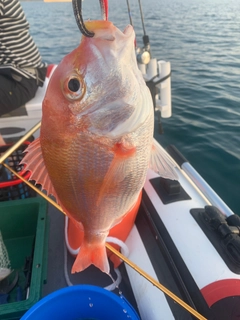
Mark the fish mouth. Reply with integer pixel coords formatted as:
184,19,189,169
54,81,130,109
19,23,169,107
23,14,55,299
123,24,134,36
84,20,134,41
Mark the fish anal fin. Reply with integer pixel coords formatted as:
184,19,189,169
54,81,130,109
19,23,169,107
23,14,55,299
21,138,59,201
71,240,110,274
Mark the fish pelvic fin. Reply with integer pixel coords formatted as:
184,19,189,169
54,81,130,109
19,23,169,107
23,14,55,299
20,138,58,200
71,240,110,274
149,138,179,180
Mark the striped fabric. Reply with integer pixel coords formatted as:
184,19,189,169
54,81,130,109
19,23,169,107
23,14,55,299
0,0,47,81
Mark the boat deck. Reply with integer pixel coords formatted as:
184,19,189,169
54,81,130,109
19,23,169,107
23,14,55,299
42,202,139,311
41,197,196,320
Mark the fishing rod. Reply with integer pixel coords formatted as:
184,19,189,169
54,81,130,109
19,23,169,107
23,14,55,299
137,0,150,56
0,121,41,165
126,0,150,65
137,0,146,36
1,124,207,320
126,0,133,26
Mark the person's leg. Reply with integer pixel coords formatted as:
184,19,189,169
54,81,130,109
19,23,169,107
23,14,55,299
0,75,38,117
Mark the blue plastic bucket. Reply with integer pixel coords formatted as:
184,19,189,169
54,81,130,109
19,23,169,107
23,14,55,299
21,285,140,320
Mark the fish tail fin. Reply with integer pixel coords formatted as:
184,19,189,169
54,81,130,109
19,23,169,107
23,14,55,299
71,241,110,274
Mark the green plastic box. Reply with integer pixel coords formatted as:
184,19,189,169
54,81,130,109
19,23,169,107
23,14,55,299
0,197,48,320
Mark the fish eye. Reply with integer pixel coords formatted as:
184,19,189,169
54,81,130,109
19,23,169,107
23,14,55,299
68,78,81,92
63,74,85,101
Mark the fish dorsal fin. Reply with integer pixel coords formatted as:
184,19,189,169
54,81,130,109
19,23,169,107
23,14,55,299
149,138,179,180
21,138,59,201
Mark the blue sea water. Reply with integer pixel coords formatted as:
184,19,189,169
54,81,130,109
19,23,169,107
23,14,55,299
21,0,240,215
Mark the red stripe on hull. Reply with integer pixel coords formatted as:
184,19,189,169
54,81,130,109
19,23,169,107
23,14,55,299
201,279,240,307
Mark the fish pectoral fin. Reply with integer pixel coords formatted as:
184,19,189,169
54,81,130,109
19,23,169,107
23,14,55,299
71,240,110,274
96,142,136,206
20,138,58,200
149,138,179,180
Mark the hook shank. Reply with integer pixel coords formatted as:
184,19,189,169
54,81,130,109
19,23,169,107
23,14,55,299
72,0,94,37
72,0,109,37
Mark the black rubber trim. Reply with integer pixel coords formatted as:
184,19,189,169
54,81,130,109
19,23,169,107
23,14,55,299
0,127,25,135
191,207,240,274
166,145,188,167
210,295,240,320
150,177,191,204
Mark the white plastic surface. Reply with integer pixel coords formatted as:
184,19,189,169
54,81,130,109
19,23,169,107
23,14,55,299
125,225,175,320
156,61,172,118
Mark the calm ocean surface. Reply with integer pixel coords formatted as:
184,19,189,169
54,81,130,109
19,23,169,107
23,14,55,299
21,0,240,215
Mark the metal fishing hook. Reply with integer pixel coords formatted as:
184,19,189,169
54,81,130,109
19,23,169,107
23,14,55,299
72,0,108,38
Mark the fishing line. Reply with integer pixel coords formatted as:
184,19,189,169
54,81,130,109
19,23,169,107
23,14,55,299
64,218,122,290
106,236,129,258
104,268,122,291
63,237,122,291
